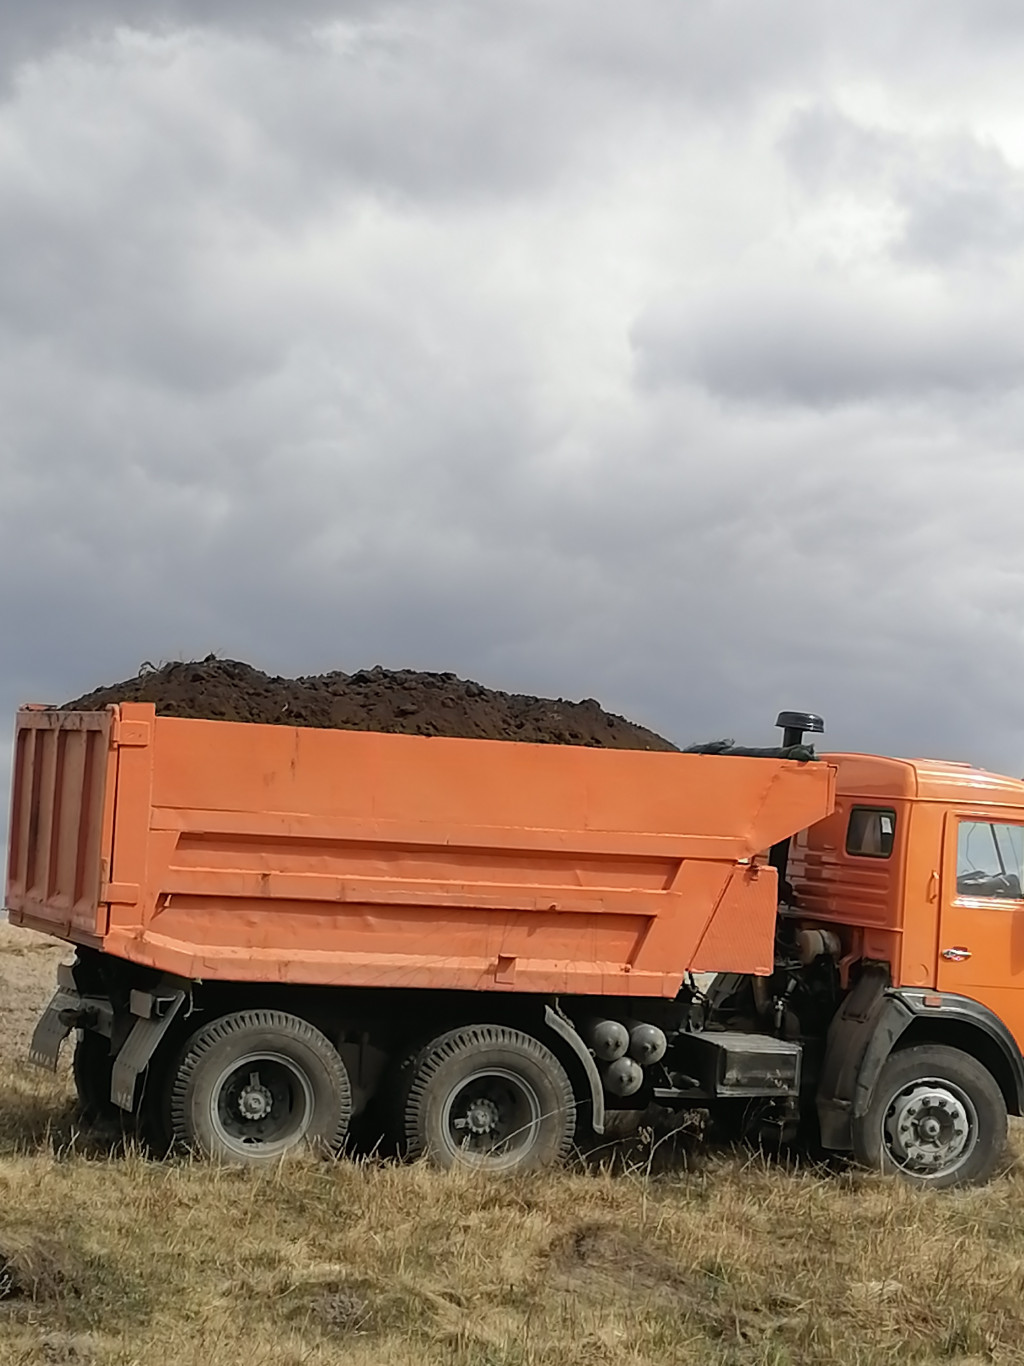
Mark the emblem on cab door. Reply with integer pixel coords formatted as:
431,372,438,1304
941,947,972,962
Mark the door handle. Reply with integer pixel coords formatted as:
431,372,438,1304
942,946,972,962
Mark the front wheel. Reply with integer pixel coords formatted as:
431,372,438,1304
401,1025,576,1173
852,1044,1007,1189
169,1010,352,1166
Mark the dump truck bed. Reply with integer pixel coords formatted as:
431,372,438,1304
6,704,835,997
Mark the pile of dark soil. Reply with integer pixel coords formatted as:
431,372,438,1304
64,657,678,751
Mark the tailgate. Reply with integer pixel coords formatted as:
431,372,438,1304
6,707,117,940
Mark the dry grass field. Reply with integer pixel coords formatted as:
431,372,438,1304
3,920,1024,1366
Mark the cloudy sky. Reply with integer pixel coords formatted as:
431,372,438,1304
3,0,1024,820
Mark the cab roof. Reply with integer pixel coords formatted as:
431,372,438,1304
823,752,1024,807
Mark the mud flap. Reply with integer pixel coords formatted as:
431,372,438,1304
28,991,81,1071
111,990,187,1112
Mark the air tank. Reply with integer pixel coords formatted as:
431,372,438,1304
584,1018,630,1062
601,1056,644,1098
626,1021,668,1066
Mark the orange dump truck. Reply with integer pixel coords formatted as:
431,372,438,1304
7,703,1024,1187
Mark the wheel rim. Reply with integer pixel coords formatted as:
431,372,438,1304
208,1051,315,1158
881,1076,978,1179
439,1067,543,1170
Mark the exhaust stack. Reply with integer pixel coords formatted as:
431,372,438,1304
769,710,824,899
775,710,824,749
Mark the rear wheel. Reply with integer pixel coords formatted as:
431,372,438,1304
401,1025,576,1173
169,1010,351,1166
852,1044,1006,1189
72,1031,119,1125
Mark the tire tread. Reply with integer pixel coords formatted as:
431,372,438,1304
853,1042,1007,1189
169,1009,351,1162
403,1023,576,1170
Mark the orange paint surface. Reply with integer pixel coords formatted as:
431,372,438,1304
5,704,835,997
791,752,1024,1051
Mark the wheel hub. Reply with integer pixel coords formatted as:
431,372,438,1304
461,1097,501,1134
237,1072,274,1122
884,1083,972,1174
437,1057,551,1172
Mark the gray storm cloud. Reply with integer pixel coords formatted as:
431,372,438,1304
635,287,1024,404
4,0,1024,871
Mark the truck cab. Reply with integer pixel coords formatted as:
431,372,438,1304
787,754,1024,1186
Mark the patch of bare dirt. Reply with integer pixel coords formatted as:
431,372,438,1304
0,1232,83,1302
547,1221,688,1299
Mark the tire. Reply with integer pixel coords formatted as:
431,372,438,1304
137,1046,178,1158
72,1031,120,1125
169,1010,352,1166
402,1025,576,1174
852,1044,1007,1189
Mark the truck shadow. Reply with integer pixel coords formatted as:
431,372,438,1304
574,1105,853,1180
0,1064,142,1161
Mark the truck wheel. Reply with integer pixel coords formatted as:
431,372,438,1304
72,1031,119,1125
169,1011,351,1166
852,1044,1007,1189
402,1025,576,1173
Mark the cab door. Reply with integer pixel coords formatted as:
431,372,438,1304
937,814,1024,1050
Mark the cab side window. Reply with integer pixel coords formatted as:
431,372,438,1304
956,821,1024,900
846,807,896,858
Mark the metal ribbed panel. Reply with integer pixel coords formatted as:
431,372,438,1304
6,710,113,935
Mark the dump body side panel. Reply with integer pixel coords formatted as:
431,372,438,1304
9,704,836,995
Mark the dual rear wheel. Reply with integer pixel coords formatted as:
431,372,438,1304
72,1030,125,1128
168,1010,352,1164
400,1025,576,1172
142,1012,577,1173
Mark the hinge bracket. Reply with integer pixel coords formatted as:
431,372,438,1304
102,882,140,906
112,720,151,748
